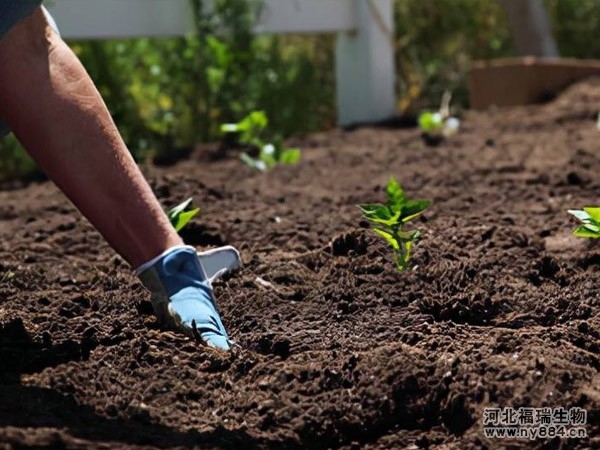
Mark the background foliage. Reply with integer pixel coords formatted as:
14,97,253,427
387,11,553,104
1,0,599,181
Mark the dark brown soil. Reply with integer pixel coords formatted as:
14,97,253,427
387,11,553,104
1,79,600,450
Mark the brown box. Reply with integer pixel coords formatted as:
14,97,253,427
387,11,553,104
468,57,600,109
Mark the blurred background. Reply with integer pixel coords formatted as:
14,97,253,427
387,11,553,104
1,0,599,181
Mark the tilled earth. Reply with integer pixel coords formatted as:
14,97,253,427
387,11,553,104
1,79,600,450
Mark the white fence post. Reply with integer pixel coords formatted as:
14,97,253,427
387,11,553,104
335,0,396,127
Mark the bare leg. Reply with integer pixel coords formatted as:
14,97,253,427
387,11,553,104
0,7,183,267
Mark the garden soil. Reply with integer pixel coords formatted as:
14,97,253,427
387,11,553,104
1,78,600,450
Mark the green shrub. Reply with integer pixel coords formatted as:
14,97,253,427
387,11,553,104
72,0,333,157
394,0,514,113
0,134,41,183
6,0,600,181
546,0,600,58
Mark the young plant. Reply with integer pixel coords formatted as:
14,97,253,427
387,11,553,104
167,197,200,232
220,110,268,149
418,90,460,145
568,207,600,238
358,178,431,271
221,110,301,171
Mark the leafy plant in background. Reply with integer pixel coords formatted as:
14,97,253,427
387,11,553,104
568,207,600,238
69,0,330,161
0,0,533,181
0,133,42,183
418,90,460,145
221,110,301,171
358,178,431,271
394,0,514,113
167,198,200,232
221,110,268,148
9,0,600,182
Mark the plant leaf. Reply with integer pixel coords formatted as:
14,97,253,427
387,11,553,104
573,225,600,238
358,203,390,219
583,223,600,233
171,208,200,232
373,227,400,251
240,152,268,171
222,110,269,145
583,207,600,223
359,204,401,226
167,198,200,232
400,199,431,223
238,110,268,135
279,148,302,165
395,229,416,241
568,209,593,222
259,152,277,169
240,152,255,166
167,198,193,221
386,178,406,208
418,111,443,132
371,214,402,226
220,123,240,133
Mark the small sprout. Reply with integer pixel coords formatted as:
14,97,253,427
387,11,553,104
220,110,268,149
167,198,200,232
418,111,444,133
568,207,600,238
418,90,460,145
358,178,431,271
221,110,301,171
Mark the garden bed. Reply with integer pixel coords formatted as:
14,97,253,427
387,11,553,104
1,78,599,449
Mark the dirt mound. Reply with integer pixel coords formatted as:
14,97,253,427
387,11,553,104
1,79,599,449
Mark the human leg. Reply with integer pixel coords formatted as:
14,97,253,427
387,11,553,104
0,7,182,268
0,7,233,350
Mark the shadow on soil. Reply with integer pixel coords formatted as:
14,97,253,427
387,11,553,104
0,319,268,449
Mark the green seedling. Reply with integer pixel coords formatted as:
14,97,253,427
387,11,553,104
358,178,431,271
418,90,460,143
568,207,600,238
418,111,444,133
221,110,301,171
167,197,200,232
220,110,268,149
